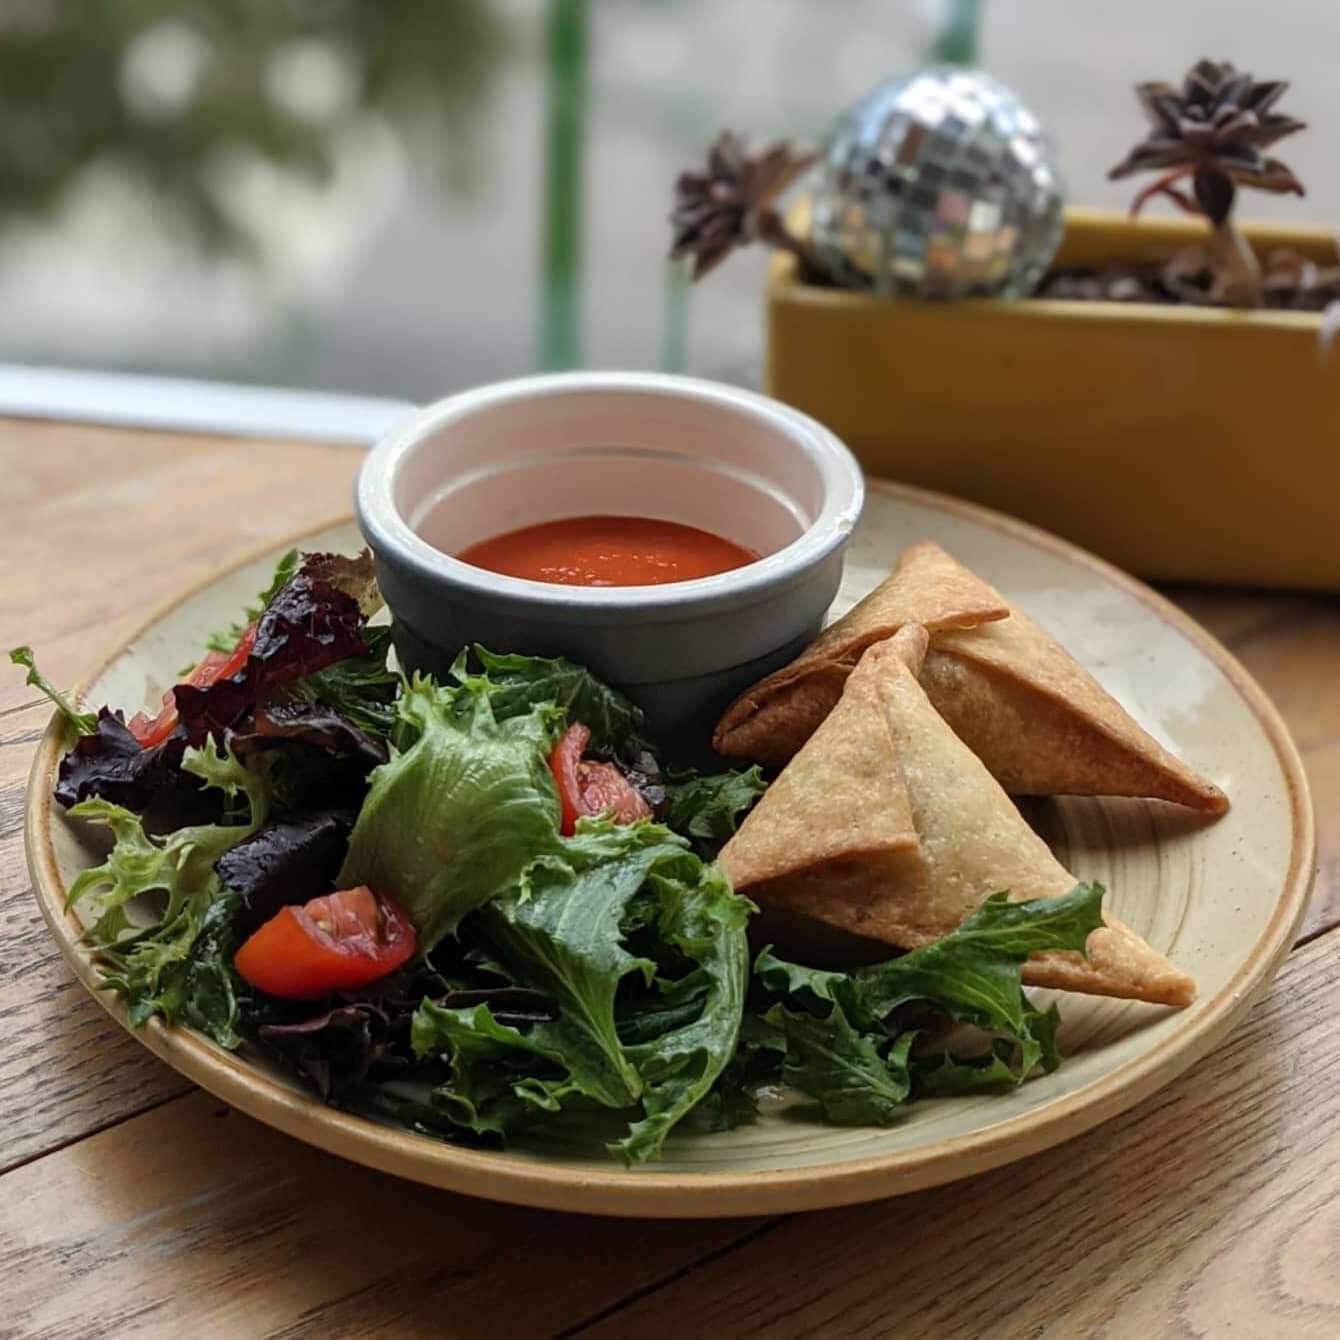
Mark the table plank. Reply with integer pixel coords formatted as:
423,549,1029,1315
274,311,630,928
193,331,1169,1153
571,928,1340,1340
0,419,359,1170
0,1088,764,1340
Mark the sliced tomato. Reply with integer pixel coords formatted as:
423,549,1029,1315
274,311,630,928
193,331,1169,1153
127,622,257,748
234,885,416,1001
548,722,652,836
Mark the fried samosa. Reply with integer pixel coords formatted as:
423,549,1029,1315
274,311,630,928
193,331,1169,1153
713,540,1009,768
715,541,1227,816
719,625,1196,1007
919,608,1227,814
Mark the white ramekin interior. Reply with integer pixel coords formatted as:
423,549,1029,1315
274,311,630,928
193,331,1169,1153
359,372,864,612
393,381,828,558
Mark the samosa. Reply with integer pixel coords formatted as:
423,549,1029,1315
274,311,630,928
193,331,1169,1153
715,540,1227,816
713,539,1009,768
919,607,1227,814
719,625,1196,1007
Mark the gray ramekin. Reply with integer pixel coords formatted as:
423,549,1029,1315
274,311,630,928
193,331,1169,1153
355,371,863,760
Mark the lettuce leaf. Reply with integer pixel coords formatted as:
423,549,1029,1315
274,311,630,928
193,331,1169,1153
855,886,1102,1079
456,645,652,756
699,1012,786,1130
751,884,1105,1124
765,1006,915,1124
664,765,767,857
289,624,399,742
202,548,299,654
65,740,272,1046
409,822,751,1162
175,550,381,745
614,855,752,1161
338,675,567,951
54,709,195,813
215,808,356,934
9,645,96,743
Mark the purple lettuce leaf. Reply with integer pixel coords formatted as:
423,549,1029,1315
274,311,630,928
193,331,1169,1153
258,987,558,1101
54,711,218,828
215,807,358,935
174,549,381,746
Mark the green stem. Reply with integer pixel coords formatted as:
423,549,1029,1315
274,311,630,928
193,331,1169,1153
662,260,689,373
930,0,983,65
540,0,587,370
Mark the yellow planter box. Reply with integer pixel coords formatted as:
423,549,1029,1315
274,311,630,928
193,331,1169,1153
765,207,1340,590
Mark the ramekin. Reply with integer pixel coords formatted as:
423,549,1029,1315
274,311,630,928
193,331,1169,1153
355,371,863,757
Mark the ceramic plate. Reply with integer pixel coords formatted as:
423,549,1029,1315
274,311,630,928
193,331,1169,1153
25,481,1315,1218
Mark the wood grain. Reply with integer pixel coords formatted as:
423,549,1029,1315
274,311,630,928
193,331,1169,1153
1,418,1336,1338
573,930,1340,1340
0,419,359,1170
0,1088,763,1340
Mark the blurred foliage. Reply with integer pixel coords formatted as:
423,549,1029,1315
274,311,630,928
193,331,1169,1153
0,0,509,248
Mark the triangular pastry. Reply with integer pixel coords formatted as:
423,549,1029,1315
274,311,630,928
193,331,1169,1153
716,541,1226,816
713,540,1008,767
719,626,1196,1007
920,608,1227,814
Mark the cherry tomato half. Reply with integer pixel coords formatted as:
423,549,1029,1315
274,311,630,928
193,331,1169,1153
548,722,652,836
127,622,257,748
233,886,417,1000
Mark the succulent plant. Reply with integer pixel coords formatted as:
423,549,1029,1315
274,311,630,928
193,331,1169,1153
669,131,819,281
1109,59,1307,305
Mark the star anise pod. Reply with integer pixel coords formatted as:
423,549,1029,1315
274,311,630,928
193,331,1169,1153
670,131,820,281
1109,58,1306,226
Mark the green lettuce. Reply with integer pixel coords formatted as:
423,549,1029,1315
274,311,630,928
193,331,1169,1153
748,884,1106,1125
765,1007,916,1124
290,624,399,742
456,645,651,755
9,645,96,743
854,886,1103,1078
665,765,767,857
338,674,567,952
65,740,271,1046
409,822,751,1162
203,548,298,653
699,1013,786,1130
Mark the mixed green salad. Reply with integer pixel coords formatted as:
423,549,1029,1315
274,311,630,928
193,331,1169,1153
14,550,1104,1163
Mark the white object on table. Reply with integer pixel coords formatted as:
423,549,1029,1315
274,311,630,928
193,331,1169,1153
0,363,417,446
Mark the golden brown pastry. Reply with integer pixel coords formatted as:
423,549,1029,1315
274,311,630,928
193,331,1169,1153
716,541,1227,816
718,625,1196,1007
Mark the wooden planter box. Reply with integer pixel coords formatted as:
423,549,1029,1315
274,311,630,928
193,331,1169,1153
765,207,1340,590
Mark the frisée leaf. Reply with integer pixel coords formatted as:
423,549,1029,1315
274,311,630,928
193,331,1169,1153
65,740,272,1046
9,645,96,743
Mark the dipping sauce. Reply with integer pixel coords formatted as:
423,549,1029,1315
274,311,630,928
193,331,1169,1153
456,515,759,587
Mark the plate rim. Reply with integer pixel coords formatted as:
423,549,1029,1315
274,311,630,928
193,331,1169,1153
25,480,1317,1219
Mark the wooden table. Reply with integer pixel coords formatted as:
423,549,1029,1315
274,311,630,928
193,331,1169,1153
2,419,1337,1339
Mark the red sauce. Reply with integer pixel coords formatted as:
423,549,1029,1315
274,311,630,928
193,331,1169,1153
456,515,759,587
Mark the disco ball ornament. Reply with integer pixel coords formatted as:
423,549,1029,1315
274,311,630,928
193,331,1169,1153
811,66,1066,299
